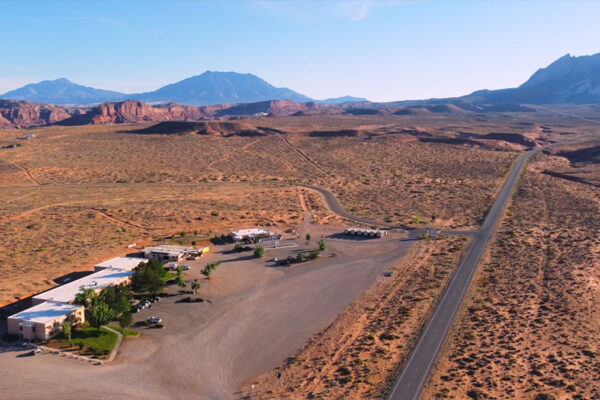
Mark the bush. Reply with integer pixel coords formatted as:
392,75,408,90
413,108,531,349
234,243,244,252
319,240,326,251
254,246,265,258
296,253,305,262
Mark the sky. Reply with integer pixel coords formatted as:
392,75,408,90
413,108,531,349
1,0,599,102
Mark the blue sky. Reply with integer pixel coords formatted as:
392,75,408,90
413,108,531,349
1,0,599,102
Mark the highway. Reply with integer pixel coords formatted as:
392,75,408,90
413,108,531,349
387,146,542,400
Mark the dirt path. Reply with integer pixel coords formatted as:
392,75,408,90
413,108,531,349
11,162,40,185
275,133,329,175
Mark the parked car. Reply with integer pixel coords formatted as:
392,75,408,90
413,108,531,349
147,316,162,324
31,348,42,356
181,265,191,271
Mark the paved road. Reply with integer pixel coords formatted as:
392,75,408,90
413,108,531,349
300,184,408,229
388,146,543,400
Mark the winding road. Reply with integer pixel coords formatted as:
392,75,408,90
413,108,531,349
387,146,543,400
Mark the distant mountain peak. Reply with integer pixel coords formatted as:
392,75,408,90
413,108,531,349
464,51,600,104
133,71,311,106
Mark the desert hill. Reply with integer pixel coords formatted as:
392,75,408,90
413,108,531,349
0,99,73,128
128,121,276,136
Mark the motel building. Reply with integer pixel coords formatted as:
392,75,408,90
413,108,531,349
7,301,84,341
5,257,144,341
32,267,136,306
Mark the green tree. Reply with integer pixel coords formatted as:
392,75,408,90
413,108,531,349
99,285,131,316
191,279,200,294
62,322,72,342
254,246,265,258
118,312,133,329
177,267,186,289
305,233,311,241
296,253,305,263
88,302,115,331
201,266,212,279
131,260,166,295
194,230,198,236
319,240,326,251
180,231,186,237
201,261,221,279
74,287,98,309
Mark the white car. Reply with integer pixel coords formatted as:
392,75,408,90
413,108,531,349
147,316,162,324
31,348,42,356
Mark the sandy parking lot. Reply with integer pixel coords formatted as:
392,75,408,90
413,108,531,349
0,227,413,399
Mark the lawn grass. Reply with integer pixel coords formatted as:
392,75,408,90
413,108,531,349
61,326,118,354
108,324,140,338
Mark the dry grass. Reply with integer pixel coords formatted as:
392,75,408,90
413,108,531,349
0,183,303,306
240,235,470,399
423,159,600,400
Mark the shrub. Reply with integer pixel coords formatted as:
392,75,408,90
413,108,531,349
234,243,244,252
254,246,265,258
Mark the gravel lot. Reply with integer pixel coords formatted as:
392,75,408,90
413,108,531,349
0,229,413,399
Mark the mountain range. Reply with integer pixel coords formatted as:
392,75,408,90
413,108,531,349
1,72,367,106
3,53,599,107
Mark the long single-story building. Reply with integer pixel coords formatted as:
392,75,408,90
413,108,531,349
94,256,147,271
7,301,84,341
230,227,282,243
32,267,135,305
143,245,208,261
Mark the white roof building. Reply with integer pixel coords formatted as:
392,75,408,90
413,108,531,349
143,245,200,261
231,227,281,243
7,301,85,341
32,268,135,305
94,256,147,271
9,301,83,325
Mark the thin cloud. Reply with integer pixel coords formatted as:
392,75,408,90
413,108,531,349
252,0,403,23
337,1,375,22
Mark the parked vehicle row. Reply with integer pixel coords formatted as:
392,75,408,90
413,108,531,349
131,296,161,313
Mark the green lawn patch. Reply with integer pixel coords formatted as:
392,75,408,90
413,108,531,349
108,324,140,338
60,326,118,357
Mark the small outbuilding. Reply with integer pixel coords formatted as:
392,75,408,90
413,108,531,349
142,245,208,261
230,227,282,244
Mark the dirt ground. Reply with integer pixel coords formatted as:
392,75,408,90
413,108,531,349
239,234,471,399
0,117,533,306
0,183,304,306
0,225,414,399
422,155,600,400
